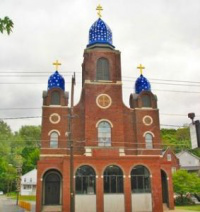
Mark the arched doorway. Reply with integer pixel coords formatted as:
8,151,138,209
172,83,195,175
75,165,96,212
103,165,124,212
161,170,169,207
131,165,152,212
43,170,62,205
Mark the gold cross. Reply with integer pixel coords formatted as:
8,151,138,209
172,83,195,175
96,4,103,18
53,60,61,71
98,95,110,107
137,64,145,75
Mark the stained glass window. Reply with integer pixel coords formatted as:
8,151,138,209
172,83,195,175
98,121,111,146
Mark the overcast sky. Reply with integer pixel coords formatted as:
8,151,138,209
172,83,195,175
0,0,200,132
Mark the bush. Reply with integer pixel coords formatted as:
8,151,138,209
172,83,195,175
175,196,195,206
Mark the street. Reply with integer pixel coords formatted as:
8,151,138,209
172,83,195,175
0,195,24,212
0,195,36,212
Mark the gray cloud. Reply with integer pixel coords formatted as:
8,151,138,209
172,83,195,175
0,0,200,131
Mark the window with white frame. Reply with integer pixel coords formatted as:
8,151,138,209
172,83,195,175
98,121,111,146
171,167,176,174
51,91,60,105
145,133,153,149
167,154,172,161
96,58,110,80
50,132,58,148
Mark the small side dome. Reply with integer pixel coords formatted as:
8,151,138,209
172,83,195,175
87,18,114,48
135,74,151,94
48,71,65,91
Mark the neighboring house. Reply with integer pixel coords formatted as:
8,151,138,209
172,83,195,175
21,169,37,196
162,148,180,174
176,150,200,175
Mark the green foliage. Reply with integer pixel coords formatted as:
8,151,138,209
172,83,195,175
176,205,200,211
0,16,14,35
0,121,41,192
189,148,200,158
173,170,200,205
18,125,41,147
175,196,195,206
21,147,39,174
161,127,191,152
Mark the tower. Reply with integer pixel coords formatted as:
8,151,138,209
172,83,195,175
36,5,176,212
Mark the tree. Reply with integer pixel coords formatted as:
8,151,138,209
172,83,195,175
21,147,39,174
0,16,14,34
18,125,41,147
161,128,191,152
173,170,200,203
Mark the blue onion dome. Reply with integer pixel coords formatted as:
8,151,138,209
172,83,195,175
135,74,151,94
48,71,65,91
87,18,115,48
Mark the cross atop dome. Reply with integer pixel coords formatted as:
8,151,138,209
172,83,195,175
135,64,151,94
96,4,103,18
87,5,115,48
137,64,145,75
53,60,61,71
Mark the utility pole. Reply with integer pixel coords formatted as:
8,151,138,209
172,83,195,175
68,73,76,212
188,113,200,148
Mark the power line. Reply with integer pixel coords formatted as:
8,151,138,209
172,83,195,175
1,71,200,85
0,82,199,94
0,108,199,118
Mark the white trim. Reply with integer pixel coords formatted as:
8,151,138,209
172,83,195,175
96,119,113,128
96,94,112,109
143,131,155,137
143,116,153,126
49,113,61,124
48,129,61,136
84,80,122,85
40,154,66,157
43,106,68,108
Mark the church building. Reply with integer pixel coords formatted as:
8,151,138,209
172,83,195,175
36,5,177,212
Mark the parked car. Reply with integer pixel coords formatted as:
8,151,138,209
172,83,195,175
0,191,3,195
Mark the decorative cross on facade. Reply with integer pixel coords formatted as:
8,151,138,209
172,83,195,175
53,60,61,71
137,64,145,75
96,4,103,18
98,95,110,107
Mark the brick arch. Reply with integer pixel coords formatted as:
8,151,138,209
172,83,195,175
101,164,125,176
42,169,63,205
74,164,97,175
143,131,155,137
48,129,61,136
129,164,152,177
41,167,62,179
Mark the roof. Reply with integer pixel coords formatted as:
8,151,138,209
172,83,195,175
22,168,37,178
176,150,200,161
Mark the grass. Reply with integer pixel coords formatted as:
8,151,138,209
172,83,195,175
7,193,36,201
176,205,200,211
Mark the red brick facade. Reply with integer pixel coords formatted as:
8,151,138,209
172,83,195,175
36,46,177,212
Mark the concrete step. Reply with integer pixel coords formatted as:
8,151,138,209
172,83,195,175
163,203,169,211
42,205,62,212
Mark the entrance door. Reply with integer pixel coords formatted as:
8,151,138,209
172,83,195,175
161,170,169,206
45,173,61,205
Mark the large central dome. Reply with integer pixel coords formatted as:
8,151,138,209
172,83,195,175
87,18,114,48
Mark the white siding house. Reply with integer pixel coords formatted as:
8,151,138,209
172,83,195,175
21,169,37,196
176,151,200,174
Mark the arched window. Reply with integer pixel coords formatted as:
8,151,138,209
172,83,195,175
142,95,151,107
131,165,151,193
145,133,153,149
51,91,60,105
96,58,110,80
50,132,58,148
98,121,111,147
43,171,62,205
75,165,96,194
104,165,123,193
